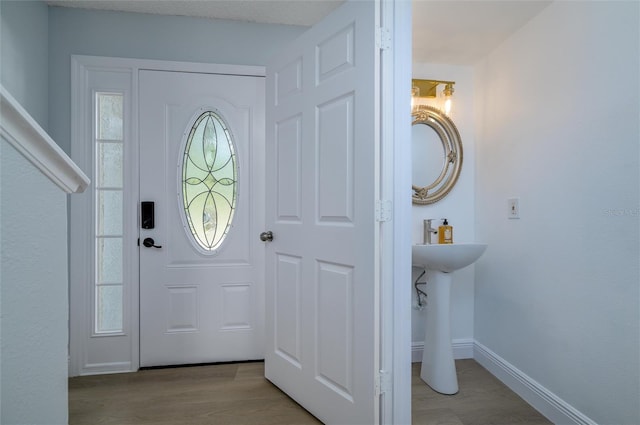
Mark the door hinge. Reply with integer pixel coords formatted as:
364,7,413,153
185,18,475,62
376,27,391,50
375,200,392,222
375,370,391,396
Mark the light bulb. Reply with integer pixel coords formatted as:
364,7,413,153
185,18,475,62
444,97,452,115
442,83,454,116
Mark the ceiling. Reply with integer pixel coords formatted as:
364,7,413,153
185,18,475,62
412,1,551,64
46,0,552,65
46,0,343,26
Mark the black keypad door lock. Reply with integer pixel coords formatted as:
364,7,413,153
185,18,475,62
141,202,155,229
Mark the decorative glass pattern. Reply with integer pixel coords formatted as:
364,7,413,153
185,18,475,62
182,111,237,251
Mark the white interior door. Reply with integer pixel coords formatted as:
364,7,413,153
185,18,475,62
139,70,265,367
264,1,380,423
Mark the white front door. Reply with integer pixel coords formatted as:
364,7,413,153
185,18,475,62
139,70,265,367
264,1,380,423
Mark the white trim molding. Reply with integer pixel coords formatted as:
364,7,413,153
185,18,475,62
0,85,89,194
385,1,413,423
81,361,133,376
474,341,597,425
411,338,474,363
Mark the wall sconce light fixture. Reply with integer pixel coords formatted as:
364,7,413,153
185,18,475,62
411,79,455,116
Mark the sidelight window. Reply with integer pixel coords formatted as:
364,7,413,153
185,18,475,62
94,92,124,333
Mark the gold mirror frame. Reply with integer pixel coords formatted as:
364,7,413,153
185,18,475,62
412,105,463,205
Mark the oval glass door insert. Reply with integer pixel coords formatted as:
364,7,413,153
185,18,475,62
181,110,237,252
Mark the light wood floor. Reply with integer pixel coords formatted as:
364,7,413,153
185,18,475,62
69,360,551,425
411,360,551,425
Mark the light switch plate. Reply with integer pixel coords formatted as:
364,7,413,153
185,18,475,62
508,198,520,219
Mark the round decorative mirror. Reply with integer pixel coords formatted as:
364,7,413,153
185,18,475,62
412,105,463,205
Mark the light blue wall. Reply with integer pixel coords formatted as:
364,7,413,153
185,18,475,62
1,2,66,422
1,141,69,424
0,0,49,130
48,6,306,153
0,1,69,424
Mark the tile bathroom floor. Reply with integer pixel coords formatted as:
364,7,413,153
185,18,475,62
69,360,551,425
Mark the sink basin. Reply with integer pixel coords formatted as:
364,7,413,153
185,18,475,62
412,243,487,273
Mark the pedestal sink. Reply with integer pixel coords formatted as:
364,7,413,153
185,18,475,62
412,243,487,394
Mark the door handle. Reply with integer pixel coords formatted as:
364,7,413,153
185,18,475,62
259,231,273,242
142,237,162,249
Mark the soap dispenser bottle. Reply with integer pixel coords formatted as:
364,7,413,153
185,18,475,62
438,219,453,244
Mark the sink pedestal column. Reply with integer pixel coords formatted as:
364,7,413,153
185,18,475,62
420,270,458,394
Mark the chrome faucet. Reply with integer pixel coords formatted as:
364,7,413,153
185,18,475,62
423,219,438,244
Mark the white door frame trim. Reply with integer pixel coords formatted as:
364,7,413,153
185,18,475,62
380,2,413,424
69,55,265,376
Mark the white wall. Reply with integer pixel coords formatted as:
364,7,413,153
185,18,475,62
474,2,639,424
411,63,476,356
1,142,69,424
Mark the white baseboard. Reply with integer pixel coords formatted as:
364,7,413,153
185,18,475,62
80,361,133,376
411,338,474,363
473,341,596,425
